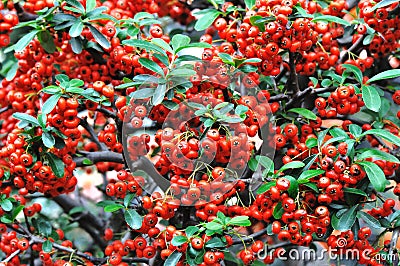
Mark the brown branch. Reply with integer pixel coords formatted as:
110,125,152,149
80,118,108,151
53,195,107,248
128,156,170,191
96,107,119,120
73,151,124,167
338,35,365,64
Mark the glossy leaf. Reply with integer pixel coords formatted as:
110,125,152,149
124,209,143,230
287,108,317,120
47,153,65,178
193,9,221,31
357,161,386,192
362,85,381,112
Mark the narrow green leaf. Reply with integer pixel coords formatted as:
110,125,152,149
312,15,351,26
165,251,182,266
227,216,251,226
297,169,325,183
42,94,62,114
104,204,124,212
357,161,387,192
124,209,143,230
0,199,13,212
130,88,155,99
87,25,110,49
273,202,284,219
5,62,18,81
367,69,400,83
152,83,166,106
193,9,221,31
12,113,40,127
14,30,39,52
371,0,400,11
151,38,173,54
175,42,212,53
205,237,226,248
43,132,55,148
288,108,317,120
361,129,400,147
306,138,317,148
362,85,381,112
69,20,84,37
171,235,188,246
337,205,358,231
171,34,190,52
357,149,399,163
85,0,96,12
42,240,53,253
342,64,363,84
343,187,367,197
278,161,305,173
244,0,256,9
185,226,199,238
47,153,65,178
122,39,167,56
65,0,85,13
357,211,381,229
138,58,165,76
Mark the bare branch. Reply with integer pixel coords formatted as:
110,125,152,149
73,151,124,167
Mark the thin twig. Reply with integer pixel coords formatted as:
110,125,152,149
80,118,108,151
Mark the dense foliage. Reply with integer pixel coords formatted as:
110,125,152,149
0,0,399,265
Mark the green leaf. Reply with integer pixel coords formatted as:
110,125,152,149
337,205,358,231
306,138,317,148
248,158,258,171
244,0,256,9
362,85,381,112
205,221,223,231
312,15,351,26
297,169,325,183
175,43,211,53
349,124,362,138
168,68,197,77
85,0,96,12
165,251,182,266
124,209,143,230
185,226,199,238
104,204,124,212
357,211,381,229
303,182,319,193
0,199,13,212
278,161,305,173
371,0,400,11
139,58,165,76
123,193,135,208
363,34,374,45
42,240,53,253
256,181,276,194
227,216,251,226
38,220,52,236
12,113,40,127
285,175,299,197
342,64,363,84
152,83,166,106
287,108,317,120
357,161,387,192
38,30,56,53
42,94,62,114
123,39,167,56
65,0,85,13
273,202,284,219
47,153,65,178
205,237,226,248
361,129,400,146
343,187,367,197
55,74,69,83
171,235,188,246
249,15,267,31
15,30,39,52
69,20,84,37
357,149,399,163
70,79,84,87
151,38,173,54
42,132,55,148
368,69,400,83
130,88,155,99
86,6,108,19
171,34,190,53
87,25,110,49
193,9,221,31
218,53,234,65
5,62,18,81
